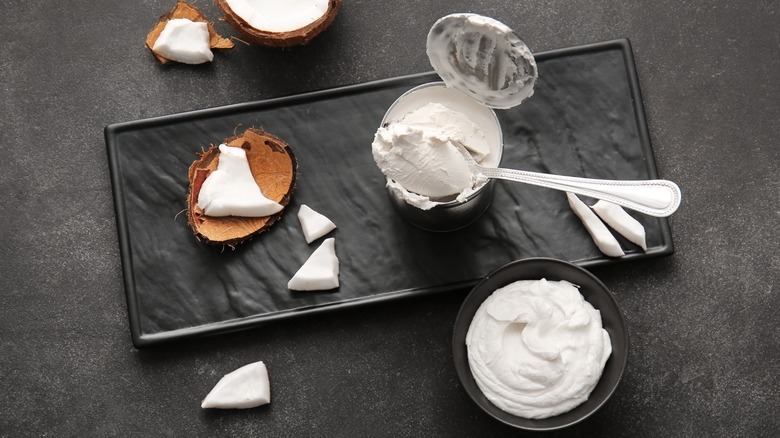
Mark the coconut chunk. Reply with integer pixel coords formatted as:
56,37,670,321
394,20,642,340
297,204,337,243
288,238,339,291
217,0,341,47
201,361,271,409
152,18,213,64
591,200,648,250
197,144,283,217
146,1,233,65
566,193,625,257
187,128,297,247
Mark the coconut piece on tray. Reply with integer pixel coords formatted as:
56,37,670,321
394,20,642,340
288,238,340,291
146,1,233,64
591,200,648,250
566,192,625,258
297,204,337,243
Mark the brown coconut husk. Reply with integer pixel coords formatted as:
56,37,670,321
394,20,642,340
146,1,234,64
187,128,297,247
215,0,341,47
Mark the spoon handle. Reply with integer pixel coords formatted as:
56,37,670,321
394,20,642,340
478,166,681,217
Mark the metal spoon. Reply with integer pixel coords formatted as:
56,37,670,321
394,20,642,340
456,143,681,217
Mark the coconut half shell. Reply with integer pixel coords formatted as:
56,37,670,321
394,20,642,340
187,128,298,247
216,0,341,47
146,1,234,64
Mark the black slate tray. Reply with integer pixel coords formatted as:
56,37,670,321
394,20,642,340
106,39,673,348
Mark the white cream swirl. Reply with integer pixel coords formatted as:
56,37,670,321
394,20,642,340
466,279,612,419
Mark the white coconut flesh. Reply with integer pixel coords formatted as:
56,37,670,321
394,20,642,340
197,144,283,217
591,200,648,250
297,204,337,244
201,361,271,409
152,18,213,64
567,192,625,258
225,0,329,33
288,238,340,291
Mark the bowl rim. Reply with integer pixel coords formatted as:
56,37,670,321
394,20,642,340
452,257,630,431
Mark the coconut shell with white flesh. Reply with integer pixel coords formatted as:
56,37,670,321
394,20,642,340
216,0,342,47
187,128,297,247
146,1,233,64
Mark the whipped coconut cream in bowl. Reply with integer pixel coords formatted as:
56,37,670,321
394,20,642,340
372,14,537,232
452,258,629,430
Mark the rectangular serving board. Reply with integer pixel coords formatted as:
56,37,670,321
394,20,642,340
106,39,673,347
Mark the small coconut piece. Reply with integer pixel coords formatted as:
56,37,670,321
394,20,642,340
187,128,297,247
152,19,213,65
566,192,625,258
216,0,342,47
288,238,339,291
297,204,337,243
201,361,271,409
591,200,648,250
146,1,234,64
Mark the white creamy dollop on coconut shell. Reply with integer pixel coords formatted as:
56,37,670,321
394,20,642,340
197,144,283,217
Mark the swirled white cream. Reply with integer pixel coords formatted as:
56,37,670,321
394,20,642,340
372,102,490,209
466,279,612,419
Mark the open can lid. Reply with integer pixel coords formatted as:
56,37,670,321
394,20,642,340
426,13,537,109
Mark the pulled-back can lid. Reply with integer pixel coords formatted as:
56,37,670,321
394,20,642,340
426,13,537,109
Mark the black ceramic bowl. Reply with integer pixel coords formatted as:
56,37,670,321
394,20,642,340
452,258,629,431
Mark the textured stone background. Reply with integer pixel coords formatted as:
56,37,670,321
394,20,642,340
1,1,777,436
